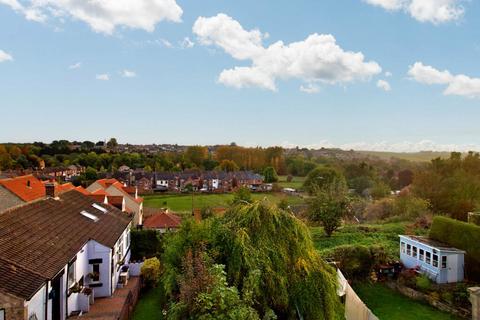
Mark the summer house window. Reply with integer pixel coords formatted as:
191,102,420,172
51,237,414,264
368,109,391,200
426,252,431,264
412,246,417,258
419,249,424,261
401,242,405,254
433,254,439,268
442,256,447,269
407,244,411,256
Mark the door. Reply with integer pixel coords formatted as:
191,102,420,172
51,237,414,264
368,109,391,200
447,255,457,283
51,275,62,320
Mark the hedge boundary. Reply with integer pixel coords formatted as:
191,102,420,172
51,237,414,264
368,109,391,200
429,216,480,281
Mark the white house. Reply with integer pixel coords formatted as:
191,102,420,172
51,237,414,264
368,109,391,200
87,178,143,226
399,235,465,284
0,190,132,320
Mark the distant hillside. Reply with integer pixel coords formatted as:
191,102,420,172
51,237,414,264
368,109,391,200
355,151,453,162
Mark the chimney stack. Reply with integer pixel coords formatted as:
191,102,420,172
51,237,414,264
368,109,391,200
45,182,57,198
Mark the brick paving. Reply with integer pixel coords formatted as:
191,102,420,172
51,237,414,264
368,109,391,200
69,277,141,320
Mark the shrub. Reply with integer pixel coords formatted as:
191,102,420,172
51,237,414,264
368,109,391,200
415,274,432,292
468,212,480,226
286,175,293,182
332,245,373,280
430,216,480,281
141,257,161,288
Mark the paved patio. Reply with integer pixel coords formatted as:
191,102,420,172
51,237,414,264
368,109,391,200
69,277,141,320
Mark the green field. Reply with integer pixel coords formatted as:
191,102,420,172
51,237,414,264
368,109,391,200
311,222,428,259
133,285,166,320
144,192,304,212
277,175,305,189
353,283,459,320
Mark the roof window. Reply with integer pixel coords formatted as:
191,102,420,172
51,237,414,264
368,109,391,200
80,210,99,222
92,203,107,213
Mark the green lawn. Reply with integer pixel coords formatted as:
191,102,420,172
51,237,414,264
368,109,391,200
132,285,166,320
353,283,460,320
277,175,305,190
311,222,428,259
144,192,304,213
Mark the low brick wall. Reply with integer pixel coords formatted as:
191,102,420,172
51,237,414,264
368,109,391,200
386,282,471,319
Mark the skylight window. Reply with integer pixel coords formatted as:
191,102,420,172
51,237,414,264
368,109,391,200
80,210,99,222
92,203,108,213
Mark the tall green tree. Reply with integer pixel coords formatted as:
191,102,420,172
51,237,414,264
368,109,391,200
303,166,347,195
263,166,278,183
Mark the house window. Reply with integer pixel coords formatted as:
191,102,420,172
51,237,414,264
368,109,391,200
433,254,439,268
426,252,431,264
412,246,417,258
117,239,124,262
401,242,405,254
91,264,100,282
419,249,424,261
1,308,5,320
441,256,447,269
67,262,76,288
406,244,411,256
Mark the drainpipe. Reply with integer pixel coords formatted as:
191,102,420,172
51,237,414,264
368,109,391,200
44,280,49,320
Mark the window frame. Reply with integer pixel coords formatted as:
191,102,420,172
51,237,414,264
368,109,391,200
406,244,411,256
433,254,439,268
426,251,431,265
441,255,447,269
67,261,76,289
412,246,418,258
419,249,424,261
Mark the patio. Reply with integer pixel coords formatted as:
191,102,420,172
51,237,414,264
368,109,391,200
69,276,141,320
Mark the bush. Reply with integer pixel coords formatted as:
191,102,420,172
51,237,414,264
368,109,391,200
430,216,480,281
141,257,161,288
332,245,373,280
415,274,432,292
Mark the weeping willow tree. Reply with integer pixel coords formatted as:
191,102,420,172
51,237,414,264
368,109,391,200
162,200,341,320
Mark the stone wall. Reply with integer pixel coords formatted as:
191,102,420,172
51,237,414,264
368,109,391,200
0,291,26,320
386,282,471,319
469,287,480,320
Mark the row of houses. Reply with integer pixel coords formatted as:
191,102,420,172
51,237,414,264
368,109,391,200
0,175,136,320
0,165,85,182
109,168,264,193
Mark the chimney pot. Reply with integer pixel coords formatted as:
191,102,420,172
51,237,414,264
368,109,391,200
45,182,57,198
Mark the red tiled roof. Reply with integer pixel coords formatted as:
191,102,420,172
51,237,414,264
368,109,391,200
107,195,124,206
89,194,106,203
134,196,143,204
122,186,136,194
92,189,108,196
144,211,182,229
96,178,120,189
75,186,90,195
55,182,75,194
0,175,45,202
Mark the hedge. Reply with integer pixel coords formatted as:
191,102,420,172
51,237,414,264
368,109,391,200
131,229,162,261
429,216,480,281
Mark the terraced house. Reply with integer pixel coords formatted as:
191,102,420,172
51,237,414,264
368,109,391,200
0,190,132,320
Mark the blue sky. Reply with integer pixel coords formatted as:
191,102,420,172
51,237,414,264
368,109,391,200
1,0,480,152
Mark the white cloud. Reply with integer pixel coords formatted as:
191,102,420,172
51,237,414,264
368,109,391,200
385,71,392,77
179,37,194,49
281,139,480,152
364,0,465,24
68,62,81,69
121,69,136,78
300,83,320,94
96,74,110,81
0,0,183,34
0,49,13,62
193,13,381,91
160,38,173,48
377,79,392,91
408,62,480,98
